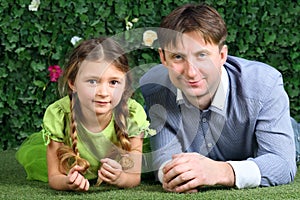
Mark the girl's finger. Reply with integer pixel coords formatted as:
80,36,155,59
101,158,122,170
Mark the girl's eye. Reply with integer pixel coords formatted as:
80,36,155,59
88,80,97,85
110,80,120,86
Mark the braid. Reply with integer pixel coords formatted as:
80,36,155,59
114,96,131,152
111,97,135,172
56,94,90,174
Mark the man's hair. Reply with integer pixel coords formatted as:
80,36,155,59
157,3,227,50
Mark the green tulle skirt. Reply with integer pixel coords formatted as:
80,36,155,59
15,131,48,182
15,132,155,183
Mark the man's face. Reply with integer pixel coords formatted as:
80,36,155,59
159,31,227,107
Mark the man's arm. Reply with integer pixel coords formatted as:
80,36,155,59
251,74,296,186
144,88,183,174
140,65,183,174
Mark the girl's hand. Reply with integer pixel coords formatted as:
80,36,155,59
67,165,90,191
98,158,123,185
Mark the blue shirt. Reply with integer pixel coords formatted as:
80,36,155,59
140,55,296,187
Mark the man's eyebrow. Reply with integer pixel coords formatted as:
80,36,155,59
193,49,211,55
166,49,185,55
169,51,185,55
168,48,210,56
168,52,187,58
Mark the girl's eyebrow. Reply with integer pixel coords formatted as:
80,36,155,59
109,76,124,80
84,74,125,80
84,75,100,80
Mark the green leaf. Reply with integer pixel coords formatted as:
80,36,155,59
31,61,46,72
33,80,46,88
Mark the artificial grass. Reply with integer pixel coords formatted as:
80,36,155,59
1,149,300,200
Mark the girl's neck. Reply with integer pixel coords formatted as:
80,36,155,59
81,111,113,133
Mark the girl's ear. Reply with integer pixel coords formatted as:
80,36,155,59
68,80,76,92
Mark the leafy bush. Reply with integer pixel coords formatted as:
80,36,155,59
1,0,299,150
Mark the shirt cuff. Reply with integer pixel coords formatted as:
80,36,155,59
227,160,261,189
157,160,172,183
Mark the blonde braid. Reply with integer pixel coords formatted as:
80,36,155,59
113,96,136,170
56,94,90,174
115,97,131,150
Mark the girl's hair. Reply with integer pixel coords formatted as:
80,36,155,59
57,37,133,174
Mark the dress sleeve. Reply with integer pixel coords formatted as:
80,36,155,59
41,97,71,145
126,98,156,138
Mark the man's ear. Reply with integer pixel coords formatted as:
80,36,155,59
158,48,167,66
220,45,228,66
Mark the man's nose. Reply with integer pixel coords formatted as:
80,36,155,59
185,60,197,78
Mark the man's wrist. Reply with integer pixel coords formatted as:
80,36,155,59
216,161,235,187
158,160,171,183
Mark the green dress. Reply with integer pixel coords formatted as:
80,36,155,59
15,96,154,182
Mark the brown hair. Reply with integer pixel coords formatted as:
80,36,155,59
158,3,227,51
57,37,133,174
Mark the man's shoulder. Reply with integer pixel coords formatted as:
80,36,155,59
226,56,282,86
226,55,281,78
225,55,283,99
140,64,169,84
139,64,174,96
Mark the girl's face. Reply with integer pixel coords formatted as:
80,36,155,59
69,60,126,119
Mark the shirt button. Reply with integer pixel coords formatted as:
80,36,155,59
202,118,207,123
207,143,212,148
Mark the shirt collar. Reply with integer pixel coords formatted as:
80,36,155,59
176,66,229,111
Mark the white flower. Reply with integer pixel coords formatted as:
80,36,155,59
131,18,139,23
126,22,133,30
70,36,82,46
143,30,158,47
28,0,40,11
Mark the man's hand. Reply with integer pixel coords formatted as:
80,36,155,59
162,153,235,193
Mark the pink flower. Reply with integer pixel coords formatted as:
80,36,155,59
48,65,63,82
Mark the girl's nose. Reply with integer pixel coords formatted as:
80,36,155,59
96,84,108,96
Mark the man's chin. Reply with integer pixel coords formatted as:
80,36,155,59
182,89,207,99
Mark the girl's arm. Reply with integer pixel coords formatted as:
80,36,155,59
98,137,143,188
47,140,90,191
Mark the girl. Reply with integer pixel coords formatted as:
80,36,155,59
16,37,154,191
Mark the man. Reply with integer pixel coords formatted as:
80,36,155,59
139,3,296,193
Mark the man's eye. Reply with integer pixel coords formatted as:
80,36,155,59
198,53,207,58
172,54,183,61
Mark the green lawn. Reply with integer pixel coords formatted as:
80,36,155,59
1,149,299,200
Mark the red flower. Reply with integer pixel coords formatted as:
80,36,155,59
48,65,63,82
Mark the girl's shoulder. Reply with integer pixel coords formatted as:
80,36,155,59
42,96,71,144
126,98,155,137
127,98,147,121
127,98,143,111
46,96,71,114
43,96,71,132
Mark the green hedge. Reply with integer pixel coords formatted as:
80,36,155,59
1,0,299,150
